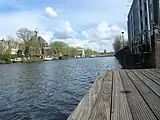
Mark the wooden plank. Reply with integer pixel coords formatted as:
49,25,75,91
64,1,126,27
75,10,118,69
156,69,160,74
111,70,133,120
133,70,160,98
143,69,160,85
88,70,113,120
127,70,160,120
150,69,160,77
67,71,111,120
119,70,157,120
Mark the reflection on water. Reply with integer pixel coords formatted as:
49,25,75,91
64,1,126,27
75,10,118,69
0,57,121,120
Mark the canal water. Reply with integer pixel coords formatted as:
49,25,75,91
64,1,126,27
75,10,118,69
0,57,121,120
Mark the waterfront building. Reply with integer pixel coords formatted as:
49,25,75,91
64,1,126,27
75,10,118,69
127,0,159,54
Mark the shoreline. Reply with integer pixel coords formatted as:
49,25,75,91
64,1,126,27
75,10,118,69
0,56,115,65
0,58,44,64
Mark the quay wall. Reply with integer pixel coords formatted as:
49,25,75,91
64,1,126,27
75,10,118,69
115,41,159,69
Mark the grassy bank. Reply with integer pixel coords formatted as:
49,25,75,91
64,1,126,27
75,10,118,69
0,60,11,64
0,57,44,64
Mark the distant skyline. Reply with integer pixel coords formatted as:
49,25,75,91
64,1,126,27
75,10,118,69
0,0,132,52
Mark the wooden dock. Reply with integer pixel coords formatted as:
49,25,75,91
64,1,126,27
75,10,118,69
67,69,160,120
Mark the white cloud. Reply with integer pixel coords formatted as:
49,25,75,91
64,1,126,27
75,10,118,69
0,10,125,52
80,21,128,52
54,21,76,39
0,11,44,39
0,9,64,43
59,0,130,31
82,21,127,41
44,7,57,19
39,30,53,44
0,1,129,52
0,10,56,44
0,9,76,44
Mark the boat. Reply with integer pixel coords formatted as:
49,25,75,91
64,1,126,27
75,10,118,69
90,55,96,58
43,56,53,61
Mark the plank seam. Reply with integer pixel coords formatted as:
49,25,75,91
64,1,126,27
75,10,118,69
142,70,160,86
118,70,134,119
149,69,160,75
132,70,160,99
87,71,108,119
110,70,114,120
125,70,159,120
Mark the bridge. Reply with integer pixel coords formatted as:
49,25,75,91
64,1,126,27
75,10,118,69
77,48,85,58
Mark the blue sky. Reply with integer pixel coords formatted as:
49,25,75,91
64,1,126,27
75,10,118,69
0,0,132,52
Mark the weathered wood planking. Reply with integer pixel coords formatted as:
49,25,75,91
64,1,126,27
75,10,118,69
119,70,157,120
143,69,160,85
111,71,133,120
88,70,112,120
135,69,160,97
127,70,160,119
68,69,160,120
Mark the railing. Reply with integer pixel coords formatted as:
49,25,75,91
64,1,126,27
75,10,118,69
130,25,155,55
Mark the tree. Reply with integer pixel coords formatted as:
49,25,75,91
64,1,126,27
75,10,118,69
68,47,77,57
2,40,12,61
113,36,122,52
50,41,69,56
0,40,6,56
17,50,23,57
49,41,98,57
29,38,41,56
85,49,93,56
16,28,34,57
16,28,33,44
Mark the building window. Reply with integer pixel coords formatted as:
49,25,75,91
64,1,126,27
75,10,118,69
150,5,153,21
144,2,147,11
150,0,152,5
150,11,153,21
159,0,160,29
145,17,148,26
141,22,143,30
140,0,142,6
140,9,142,17
150,21,153,29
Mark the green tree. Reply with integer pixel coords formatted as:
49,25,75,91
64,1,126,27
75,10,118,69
29,38,41,56
2,40,12,61
68,47,78,57
0,41,5,56
16,28,34,57
50,41,99,57
113,36,122,52
85,49,93,56
50,41,69,56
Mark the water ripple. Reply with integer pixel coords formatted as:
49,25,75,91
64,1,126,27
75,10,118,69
0,57,121,120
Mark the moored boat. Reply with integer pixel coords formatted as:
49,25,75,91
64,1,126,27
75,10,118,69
43,56,53,61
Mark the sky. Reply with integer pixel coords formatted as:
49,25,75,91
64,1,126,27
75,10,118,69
0,0,132,52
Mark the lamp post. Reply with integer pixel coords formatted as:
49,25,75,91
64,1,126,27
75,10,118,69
121,32,125,48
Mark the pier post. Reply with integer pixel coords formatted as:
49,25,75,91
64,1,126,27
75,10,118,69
154,25,160,68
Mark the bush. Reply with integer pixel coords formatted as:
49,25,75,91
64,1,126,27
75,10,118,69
0,54,11,63
0,60,11,64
